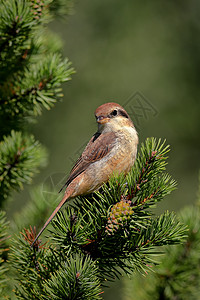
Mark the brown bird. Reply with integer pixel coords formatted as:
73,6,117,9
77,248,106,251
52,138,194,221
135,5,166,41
32,102,138,246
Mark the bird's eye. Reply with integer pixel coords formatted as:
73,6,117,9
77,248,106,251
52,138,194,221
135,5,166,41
118,109,129,119
110,109,118,117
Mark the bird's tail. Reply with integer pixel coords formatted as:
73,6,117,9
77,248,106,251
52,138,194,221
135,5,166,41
31,190,71,247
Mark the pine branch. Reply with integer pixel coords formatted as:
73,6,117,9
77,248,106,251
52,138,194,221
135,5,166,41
0,0,75,136
0,0,39,81
0,0,64,77
0,53,74,119
123,174,200,300
10,227,58,299
0,130,47,204
43,254,102,300
0,0,73,82
123,203,200,300
126,138,173,201
9,138,187,299
10,228,102,299
151,205,200,300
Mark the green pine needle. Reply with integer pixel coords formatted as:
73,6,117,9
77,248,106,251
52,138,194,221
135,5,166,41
0,130,47,204
44,254,102,300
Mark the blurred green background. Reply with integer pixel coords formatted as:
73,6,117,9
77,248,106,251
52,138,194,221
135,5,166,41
9,0,200,299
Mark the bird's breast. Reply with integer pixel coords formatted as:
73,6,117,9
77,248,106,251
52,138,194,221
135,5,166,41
82,127,138,193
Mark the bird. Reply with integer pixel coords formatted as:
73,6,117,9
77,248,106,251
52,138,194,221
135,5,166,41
31,102,138,246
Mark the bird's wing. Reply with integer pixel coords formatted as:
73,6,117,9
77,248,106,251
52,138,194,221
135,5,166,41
59,131,117,191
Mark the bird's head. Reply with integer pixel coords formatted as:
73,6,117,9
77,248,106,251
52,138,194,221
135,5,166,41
95,102,134,132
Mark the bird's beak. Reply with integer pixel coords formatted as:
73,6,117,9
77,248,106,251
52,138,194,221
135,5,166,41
96,116,109,124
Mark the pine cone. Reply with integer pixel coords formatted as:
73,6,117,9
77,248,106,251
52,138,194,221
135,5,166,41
30,0,45,20
105,200,133,235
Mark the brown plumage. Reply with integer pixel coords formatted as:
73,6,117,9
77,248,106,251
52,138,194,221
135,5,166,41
31,102,138,246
